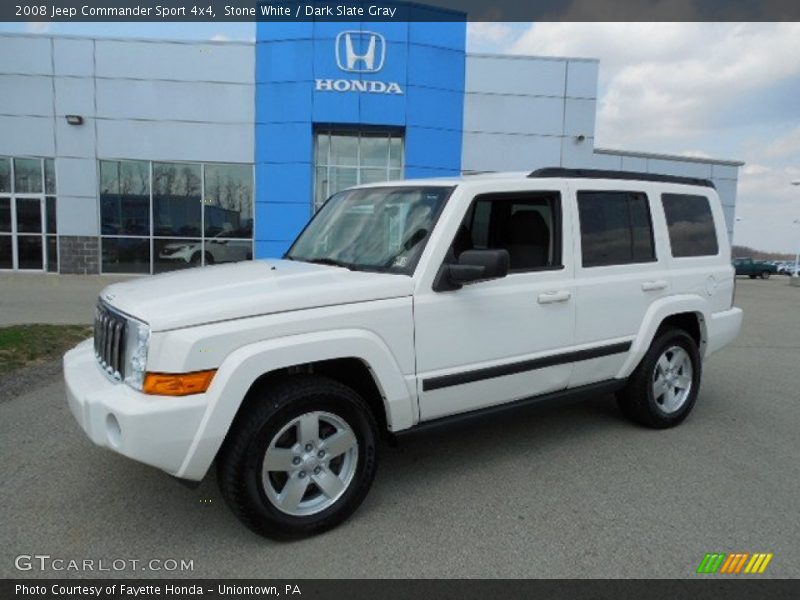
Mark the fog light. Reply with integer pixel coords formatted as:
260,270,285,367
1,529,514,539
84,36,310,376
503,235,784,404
106,413,122,448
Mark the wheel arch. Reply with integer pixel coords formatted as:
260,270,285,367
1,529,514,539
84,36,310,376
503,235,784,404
174,329,415,481
616,296,709,380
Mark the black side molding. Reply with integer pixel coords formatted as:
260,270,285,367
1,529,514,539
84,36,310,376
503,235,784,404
399,379,626,437
422,341,631,392
529,167,715,189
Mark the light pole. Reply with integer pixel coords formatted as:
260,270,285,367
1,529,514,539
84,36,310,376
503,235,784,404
793,181,800,279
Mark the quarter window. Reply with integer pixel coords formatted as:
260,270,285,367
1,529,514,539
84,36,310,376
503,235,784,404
661,193,719,257
578,191,655,267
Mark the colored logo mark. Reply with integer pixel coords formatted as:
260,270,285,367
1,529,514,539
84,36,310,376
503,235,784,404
697,552,773,574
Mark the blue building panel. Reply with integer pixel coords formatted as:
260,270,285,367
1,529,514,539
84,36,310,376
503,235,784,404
256,40,314,83
255,12,467,258
255,122,313,164
257,201,313,241
256,162,313,204
256,82,313,123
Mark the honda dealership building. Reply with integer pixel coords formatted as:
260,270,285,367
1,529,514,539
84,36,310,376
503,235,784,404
0,13,743,274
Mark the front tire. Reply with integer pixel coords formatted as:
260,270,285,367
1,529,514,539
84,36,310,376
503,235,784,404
761,271,771,280
617,329,701,429
217,376,378,539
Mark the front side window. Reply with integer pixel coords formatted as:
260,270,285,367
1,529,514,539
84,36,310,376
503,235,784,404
450,192,562,271
578,191,655,267
662,193,719,257
287,186,451,274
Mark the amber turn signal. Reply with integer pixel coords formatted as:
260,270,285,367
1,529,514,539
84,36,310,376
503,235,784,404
143,370,216,396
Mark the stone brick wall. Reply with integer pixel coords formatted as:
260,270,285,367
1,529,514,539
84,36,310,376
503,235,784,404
58,236,99,274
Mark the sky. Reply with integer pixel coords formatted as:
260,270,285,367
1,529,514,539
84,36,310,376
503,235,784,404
2,20,799,254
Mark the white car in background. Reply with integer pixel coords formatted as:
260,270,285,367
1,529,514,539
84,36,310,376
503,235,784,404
159,231,252,266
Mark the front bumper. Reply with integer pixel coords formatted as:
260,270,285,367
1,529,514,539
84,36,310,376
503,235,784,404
64,339,208,478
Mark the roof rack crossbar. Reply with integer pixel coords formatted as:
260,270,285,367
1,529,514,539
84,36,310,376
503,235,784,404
528,167,715,189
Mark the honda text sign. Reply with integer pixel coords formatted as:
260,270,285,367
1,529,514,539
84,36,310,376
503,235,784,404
316,29,403,95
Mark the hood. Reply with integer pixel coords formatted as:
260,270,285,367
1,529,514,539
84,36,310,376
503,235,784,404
99,259,414,331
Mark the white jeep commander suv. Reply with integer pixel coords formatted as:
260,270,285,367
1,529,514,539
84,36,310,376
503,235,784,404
64,168,742,538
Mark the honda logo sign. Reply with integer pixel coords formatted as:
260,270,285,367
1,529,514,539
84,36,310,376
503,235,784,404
316,30,404,95
336,31,386,73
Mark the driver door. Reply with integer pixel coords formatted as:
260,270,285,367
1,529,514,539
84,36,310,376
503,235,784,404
414,188,576,421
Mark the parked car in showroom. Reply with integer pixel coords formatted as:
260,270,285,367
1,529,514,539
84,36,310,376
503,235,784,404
733,257,777,279
64,168,742,539
159,229,253,266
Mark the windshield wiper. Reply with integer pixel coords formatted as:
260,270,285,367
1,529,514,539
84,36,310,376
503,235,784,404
303,257,359,271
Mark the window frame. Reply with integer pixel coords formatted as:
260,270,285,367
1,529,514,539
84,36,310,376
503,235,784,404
456,190,565,274
577,189,657,269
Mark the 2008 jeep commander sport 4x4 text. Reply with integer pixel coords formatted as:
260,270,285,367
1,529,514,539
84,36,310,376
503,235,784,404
65,168,742,538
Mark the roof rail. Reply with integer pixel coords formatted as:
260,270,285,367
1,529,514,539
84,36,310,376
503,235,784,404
528,167,715,189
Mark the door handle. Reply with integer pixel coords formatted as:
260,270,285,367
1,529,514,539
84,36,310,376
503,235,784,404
641,280,668,292
538,290,572,304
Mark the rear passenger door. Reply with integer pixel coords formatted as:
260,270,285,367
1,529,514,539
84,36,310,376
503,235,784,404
569,185,671,387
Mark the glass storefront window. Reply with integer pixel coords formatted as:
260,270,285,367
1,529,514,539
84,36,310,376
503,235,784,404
44,159,56,194
0,158,10,193
101,237,150,274
203,163,253,238
0,156,57,272
153,162,201,237
99,160,254,274
154,238,203,273
13,158,43,194
0,198,10,232
100,160,150,236
314,130,404,211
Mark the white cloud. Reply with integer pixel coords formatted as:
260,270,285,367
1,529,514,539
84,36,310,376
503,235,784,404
762,126,800,160
210,33,229,42
467,22,514,49
679,150,712,159
25,22,51,34
509,23,800,148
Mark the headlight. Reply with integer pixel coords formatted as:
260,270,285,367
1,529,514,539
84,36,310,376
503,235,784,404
124,318,150,390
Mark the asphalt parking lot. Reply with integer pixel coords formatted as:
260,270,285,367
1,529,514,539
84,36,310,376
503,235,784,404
1,277,799,579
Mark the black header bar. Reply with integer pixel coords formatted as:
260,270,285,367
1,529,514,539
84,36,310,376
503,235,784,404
3,0,799,22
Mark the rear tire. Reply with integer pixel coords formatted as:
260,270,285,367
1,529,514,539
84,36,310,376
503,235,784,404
617,329,701,429
761,271,770,280
217,376,379,539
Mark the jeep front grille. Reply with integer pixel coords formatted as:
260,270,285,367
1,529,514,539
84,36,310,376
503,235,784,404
94,304,127,380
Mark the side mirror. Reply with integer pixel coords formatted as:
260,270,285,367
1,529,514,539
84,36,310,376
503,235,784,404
435,249,510,291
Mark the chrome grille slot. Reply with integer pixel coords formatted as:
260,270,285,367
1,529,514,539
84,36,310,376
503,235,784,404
94,304,127,380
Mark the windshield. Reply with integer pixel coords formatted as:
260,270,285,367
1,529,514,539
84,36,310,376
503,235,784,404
286,186,453,273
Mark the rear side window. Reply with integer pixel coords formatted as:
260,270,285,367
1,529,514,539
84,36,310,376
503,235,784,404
661,193,719,257
577,191,655,267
